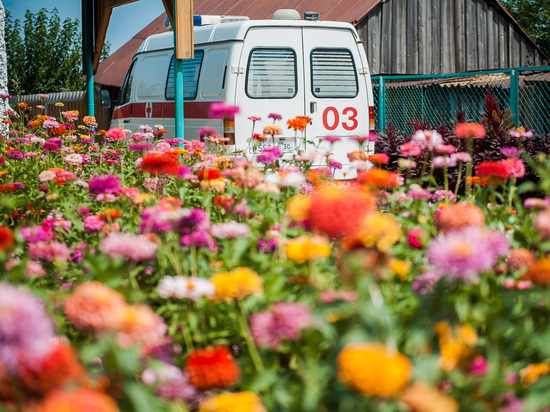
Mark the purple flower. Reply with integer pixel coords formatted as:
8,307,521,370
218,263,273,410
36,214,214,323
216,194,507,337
257,146,283,164
43,138,63,151
412,271,443,295
176,208,210,233
129,142,153,152
428,227,509,283
258,237,278,253
88,173,121,196
0,282,55,373
20,226,54,243
208,102,240,119
250,301,313,348
180,231,216,250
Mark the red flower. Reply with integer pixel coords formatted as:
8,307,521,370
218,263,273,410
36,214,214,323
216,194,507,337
186,346,240,389
141,153,181,176
475,161,510,184
0,226,14,251
198,168,222,181
367,153,389,164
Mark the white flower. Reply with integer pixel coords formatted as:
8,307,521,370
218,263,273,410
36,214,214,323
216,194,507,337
279,172,306,188
157,276,215,300
38,170,56,182
411,130,443,151
211,221,251,239
64,153,83,165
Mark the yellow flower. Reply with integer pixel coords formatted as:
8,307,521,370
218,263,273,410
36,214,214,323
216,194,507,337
337,342,412,398
0,170,8,176
210,267,263,302
286,195,312,222
285,235,331,264
199,392,266,412
435,321,477,372
133,193,156,204
54,102,64,107
520,363,550,385
356,211,402,252
83,116,96,126
389,259,411,281
71,145,85,152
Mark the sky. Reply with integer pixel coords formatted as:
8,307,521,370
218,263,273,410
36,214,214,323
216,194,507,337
4,0,166,54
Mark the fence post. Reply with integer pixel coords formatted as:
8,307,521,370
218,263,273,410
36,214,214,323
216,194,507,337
378,76,386,131
510,69,519,126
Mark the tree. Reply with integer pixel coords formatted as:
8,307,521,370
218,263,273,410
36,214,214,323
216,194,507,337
5,8,110,96
500,0,550,58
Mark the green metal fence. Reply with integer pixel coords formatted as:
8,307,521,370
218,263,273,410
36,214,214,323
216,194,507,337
372,66,550,135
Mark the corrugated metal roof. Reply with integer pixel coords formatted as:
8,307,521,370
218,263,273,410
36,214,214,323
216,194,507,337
95,13,168,87
95,0,381,87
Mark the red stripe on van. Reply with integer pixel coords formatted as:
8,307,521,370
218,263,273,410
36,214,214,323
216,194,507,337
112,104,131,120
113,102,218,120
162,102,215,119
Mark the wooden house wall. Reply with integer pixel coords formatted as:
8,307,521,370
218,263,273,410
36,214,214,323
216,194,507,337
356,0,548,75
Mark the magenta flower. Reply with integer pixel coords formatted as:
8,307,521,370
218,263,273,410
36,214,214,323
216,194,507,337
0,283,55,373
89,173,121,196
208,102,240,119
250,301,313,348
20,226,54,243
428,226,509,283
322,136,341,144
268,113,282,121
400,142,422,157
257,146,283,164
180,231,216,250
129,142,153,152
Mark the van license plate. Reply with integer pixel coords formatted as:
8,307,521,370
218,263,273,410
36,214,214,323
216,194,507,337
250,142,295,154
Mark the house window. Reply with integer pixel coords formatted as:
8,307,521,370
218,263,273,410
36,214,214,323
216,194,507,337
246,48,297,98
165,51,204,100
311,49,358,98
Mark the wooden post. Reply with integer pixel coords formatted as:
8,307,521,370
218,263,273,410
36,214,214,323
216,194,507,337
173,0,193,139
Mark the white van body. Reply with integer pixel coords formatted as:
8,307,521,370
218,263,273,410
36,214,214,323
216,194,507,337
111,16,375,174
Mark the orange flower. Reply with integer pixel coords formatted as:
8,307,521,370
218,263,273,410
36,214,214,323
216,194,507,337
198,168,222,181
99,209,123,221
20,339,86,396
434,202,485,232
367,153,389,164
287,116,311,131
357,168,401,189
71,145,84,152
186,346,240,389
114,304,167,349
522,258,550,285
40,388,119,412
18,102,28,108
454,122,486,139
401,381,459,412
347,150,369,162
51,126,68,136
307,185,373,238
64,281,127,332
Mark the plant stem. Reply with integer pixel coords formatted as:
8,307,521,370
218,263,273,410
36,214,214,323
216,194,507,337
465,137,473,197
236,301,265,372
454,160,464,196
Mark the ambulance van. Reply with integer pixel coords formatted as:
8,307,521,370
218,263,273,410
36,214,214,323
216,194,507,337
110,10,375,172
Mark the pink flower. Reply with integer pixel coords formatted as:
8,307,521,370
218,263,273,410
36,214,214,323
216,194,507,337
535,208,550,240
319,290,359,303
208,102,239,119
469,356,489,376
454,122,486,139
321,136,341,144
407,227,427,249
106,127,127,141
20,226,54,243
99,232,158,261
400,142,422,157
411,130,443,151
524,197,550,209
250,301,313,348
451,152,472,163
436,144,456,154
502,158,525,178
28,241,70,262
268,113,282,121
211,221,251,239
428,227,509,283
83,215,105,233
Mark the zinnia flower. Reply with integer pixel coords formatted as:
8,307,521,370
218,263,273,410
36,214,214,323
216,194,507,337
89,173,121,196
285,235,331,263
428,227,509,283
401,381,459,412
199,391,266,412
348,211,402,252
0,283,55,373
337,342,412,397
257,146,283,164
210,267,263,302
106,127,127,141
250,301,313,348
64,281,127,332
211,221,251,239
157,276,215,300
115,304,167,349
306,185,373,238
434,202,485,232
522,258,550,285
475,161,510,182
141,153,182,176
454,122,486,139
411,130,443,151
0,226,14,251
208,102,240,119
40,388,120,412
519,363,550,385
99,232,159,261
186,346,240,389
357,168,401,189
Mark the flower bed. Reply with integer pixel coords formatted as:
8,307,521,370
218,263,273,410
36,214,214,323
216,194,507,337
1,100,550,411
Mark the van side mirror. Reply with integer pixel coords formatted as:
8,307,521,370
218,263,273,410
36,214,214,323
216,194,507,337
100,90,111,108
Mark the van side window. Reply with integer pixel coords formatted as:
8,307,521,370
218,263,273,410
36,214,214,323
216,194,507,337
119,59,137,105
311,49,358,98
246,48,296,99
165,51,204,100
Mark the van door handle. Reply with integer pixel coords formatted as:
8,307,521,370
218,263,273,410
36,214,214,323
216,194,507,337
310,102,317,113
123,120,130,123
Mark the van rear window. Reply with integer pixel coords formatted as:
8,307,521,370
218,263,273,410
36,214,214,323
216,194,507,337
311,49,358,98
165,51,204,100
246,48,296,99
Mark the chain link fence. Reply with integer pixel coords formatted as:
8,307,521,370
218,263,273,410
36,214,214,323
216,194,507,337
372,66,550,135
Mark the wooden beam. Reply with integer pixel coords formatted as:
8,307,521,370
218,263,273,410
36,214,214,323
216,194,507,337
93,3,113,71
106,0,140,8
175,0,193,59
162,0,173,27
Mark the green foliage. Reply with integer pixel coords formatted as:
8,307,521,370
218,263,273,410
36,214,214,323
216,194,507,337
500,0,550,58
4,8,110,95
